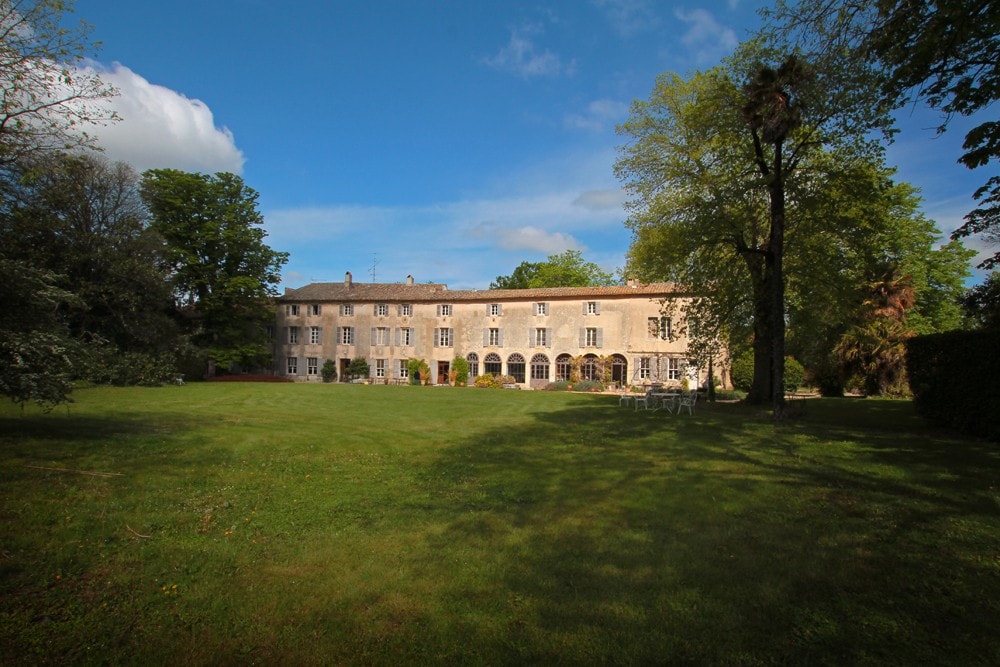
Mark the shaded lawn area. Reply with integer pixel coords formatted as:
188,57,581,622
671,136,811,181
1,384,998,665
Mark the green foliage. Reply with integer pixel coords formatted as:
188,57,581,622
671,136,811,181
907,329,1000,440
543,380,573,391
491,250,616,289
407,358,430,384
963,272,1000,329
573,379,605,392
346,357,370,380
730,350,754,392
783,357,806,392
321,359,338,383
451,356,470,384
140,169,288,371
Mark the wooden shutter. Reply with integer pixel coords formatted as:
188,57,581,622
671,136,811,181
597,328,604,348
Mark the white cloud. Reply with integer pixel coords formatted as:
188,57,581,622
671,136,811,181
84,63,245,174
483,26,575,79
574,189,625,211
592,0,660,37
564,99,630,132
469,224,583,253
674,8,738,64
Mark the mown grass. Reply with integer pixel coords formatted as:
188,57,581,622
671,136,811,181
1,384,998,665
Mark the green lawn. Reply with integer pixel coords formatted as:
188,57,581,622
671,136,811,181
1,384,998,665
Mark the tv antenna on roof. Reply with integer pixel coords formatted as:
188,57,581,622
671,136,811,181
369,253,378,283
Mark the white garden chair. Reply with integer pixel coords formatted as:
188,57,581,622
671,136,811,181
675,390,698,415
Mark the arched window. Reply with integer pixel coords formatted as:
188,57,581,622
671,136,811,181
466,352,479,378
555,353,573,381
611,354,627,387
506,353,526,383
484,352,502,377
582,353,600,381
530,353,550,381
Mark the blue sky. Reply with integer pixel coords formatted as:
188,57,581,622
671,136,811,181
69,0,991,289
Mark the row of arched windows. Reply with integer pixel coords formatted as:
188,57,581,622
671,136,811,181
465,352,628,384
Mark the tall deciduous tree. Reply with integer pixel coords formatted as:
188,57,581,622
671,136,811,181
0,0,117,164
140,169,288,372
764,0,1000,267
491,250,616,289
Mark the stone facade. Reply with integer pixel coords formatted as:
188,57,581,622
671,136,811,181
274,272,712,388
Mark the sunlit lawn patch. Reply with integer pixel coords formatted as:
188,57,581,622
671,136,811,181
1,384,998,664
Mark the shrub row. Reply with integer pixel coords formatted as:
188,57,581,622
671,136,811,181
906,329,1000,441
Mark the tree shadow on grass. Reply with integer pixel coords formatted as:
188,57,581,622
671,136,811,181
413,394,1000,664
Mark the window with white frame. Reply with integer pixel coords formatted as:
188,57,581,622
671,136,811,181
340,326,354,345
398,359,409,379
286,304,299,316
372,327,390,345
374,359,386,378
534,302,548,316
307,357,318,375
396,327,413,346
466,353,479,378
309,326,321,344
489,303,502,316
648,316,671,339
308,304,321,316
436,327,453,347
487,328,502,346
287,356,298,374
534,328,548,347
507,353,526,383
339,304,353,316
399,304,413,316
374,303,389,317
287,326,299,344
639,357,651,379
530,353,550,380
437,304,452,317
668,358,681,380
555,354,572,381
584,327,601,347
484,353,502,376
585,301,599,315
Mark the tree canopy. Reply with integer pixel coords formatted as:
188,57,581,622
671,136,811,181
140,169,288,372
490,250,616,289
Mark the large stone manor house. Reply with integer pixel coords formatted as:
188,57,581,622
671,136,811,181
274,272,711,389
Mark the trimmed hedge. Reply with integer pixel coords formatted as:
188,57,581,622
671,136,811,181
906,330,1000,441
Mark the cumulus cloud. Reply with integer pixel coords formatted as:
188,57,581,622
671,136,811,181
483,26,575,79
84,63,245,174
674,8,738,64
564,99,630,132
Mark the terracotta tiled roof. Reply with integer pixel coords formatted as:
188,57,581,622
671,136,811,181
280,280,684,303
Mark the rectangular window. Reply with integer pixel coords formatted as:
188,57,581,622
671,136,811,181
308,304,321,316
396,327,413,346
437,304,452,317
340,326,354,345
399,304,412,316
534,328,548,347
266,325,275,340
534,302,548,316
306,357,318,375
287,326,299,344
648,316,671,339
374,303,389,317
583,327,602,347
372,326,390,346
668,358,681,380
489,303,502,316
287,356,298,374
339,304,353,316
309,326,321,344
398,360,409,379
639,357,651,380
488,328,502,346
436,328,453,347
584,301,600,315
286,304,300,316
375,359,386,378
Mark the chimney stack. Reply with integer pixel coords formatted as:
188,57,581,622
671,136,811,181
345,271,352,287
406,275,414,285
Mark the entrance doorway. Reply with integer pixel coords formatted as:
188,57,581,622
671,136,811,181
437,360,450,385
